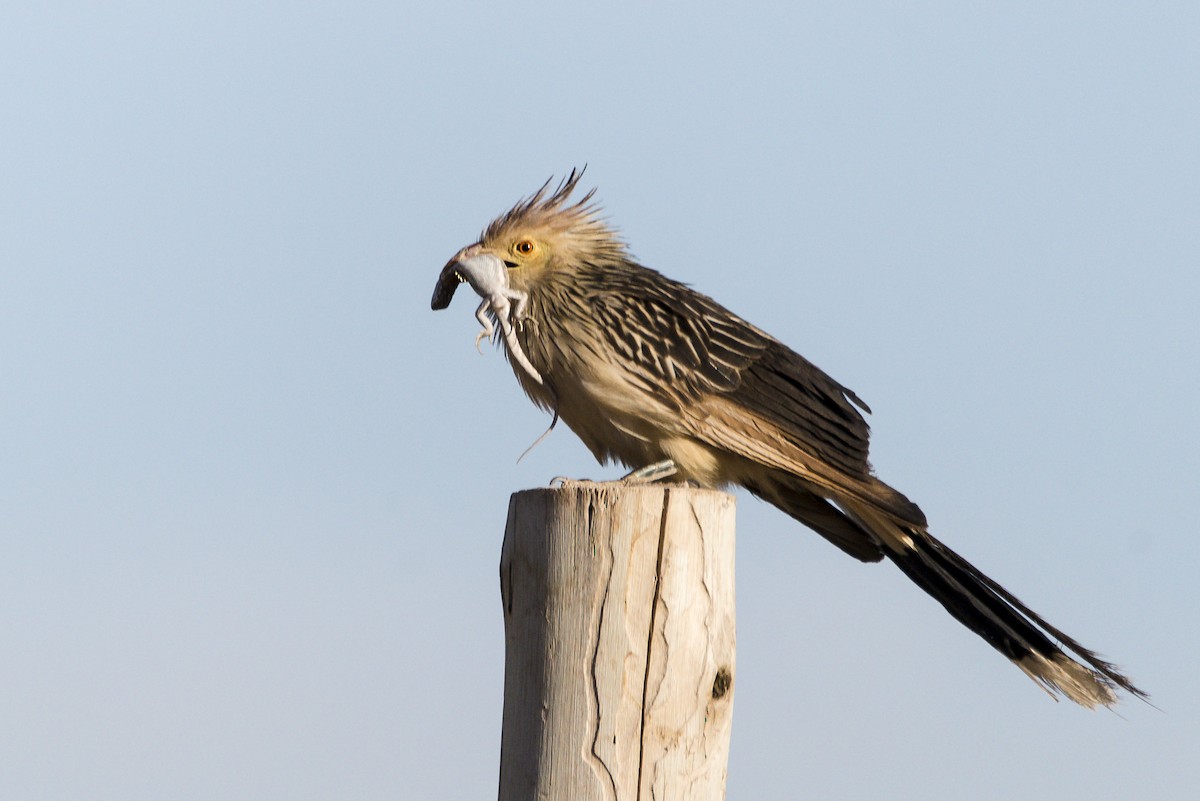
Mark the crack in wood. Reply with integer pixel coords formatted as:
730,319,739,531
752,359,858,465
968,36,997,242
635,488,671,800
585,493,620,799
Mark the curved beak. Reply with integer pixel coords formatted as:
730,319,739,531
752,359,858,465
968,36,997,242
431,256,465,310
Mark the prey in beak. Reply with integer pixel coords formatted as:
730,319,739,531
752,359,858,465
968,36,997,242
431,245,544,385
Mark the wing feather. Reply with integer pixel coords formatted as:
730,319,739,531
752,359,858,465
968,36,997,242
588,267,866,466
580,263,924,525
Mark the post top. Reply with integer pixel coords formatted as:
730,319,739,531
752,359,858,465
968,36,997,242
511,481,735,505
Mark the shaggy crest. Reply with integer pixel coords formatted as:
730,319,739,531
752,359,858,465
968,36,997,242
482,169,628,263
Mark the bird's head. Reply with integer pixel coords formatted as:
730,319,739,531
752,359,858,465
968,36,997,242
431,168,626,310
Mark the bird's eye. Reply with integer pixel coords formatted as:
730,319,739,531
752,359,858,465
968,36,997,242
514,240,535,255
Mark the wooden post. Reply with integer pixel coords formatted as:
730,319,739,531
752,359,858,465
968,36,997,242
498,483,736,801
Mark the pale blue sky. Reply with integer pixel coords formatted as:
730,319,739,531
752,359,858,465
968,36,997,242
3,2,1197,799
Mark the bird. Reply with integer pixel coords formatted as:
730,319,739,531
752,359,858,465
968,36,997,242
431,169,1145,709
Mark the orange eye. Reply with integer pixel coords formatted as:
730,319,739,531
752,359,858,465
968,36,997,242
514,239,535,255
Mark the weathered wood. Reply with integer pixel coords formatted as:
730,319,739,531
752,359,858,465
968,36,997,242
498,483,736,801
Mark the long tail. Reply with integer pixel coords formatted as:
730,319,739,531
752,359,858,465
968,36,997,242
842,499,1147,708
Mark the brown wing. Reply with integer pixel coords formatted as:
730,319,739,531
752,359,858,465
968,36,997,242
586,263,924,526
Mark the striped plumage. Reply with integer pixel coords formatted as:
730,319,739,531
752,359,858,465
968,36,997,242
432,171,1145,708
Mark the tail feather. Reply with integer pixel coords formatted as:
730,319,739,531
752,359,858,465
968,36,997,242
745,473,884,563
915,525,1147,703
846,502,1146,708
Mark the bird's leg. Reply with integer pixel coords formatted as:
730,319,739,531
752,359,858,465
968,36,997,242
620,459,678,484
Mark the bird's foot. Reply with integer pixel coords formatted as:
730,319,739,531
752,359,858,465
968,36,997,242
620,459,678,484
548,460,679,489
549,460,681,484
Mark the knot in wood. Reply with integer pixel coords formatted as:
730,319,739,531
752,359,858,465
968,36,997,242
711,666,732,700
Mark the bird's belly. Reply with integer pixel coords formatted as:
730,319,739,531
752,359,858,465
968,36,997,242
553,368,725,486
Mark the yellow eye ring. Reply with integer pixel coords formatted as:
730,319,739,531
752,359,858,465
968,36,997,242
514,239,535,255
